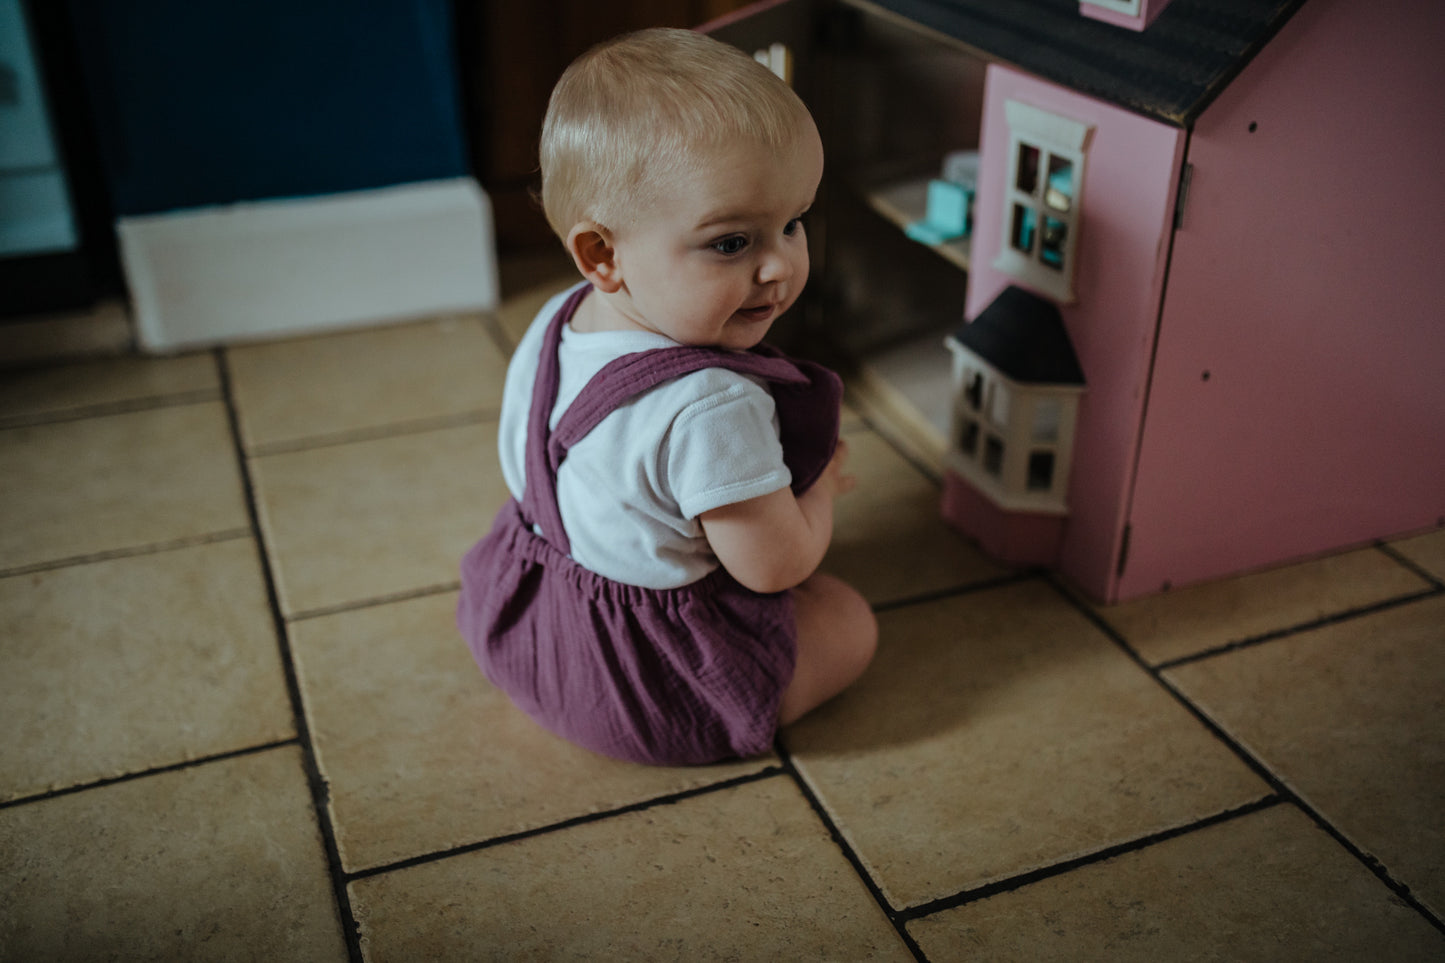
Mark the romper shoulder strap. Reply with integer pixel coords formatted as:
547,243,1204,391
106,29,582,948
518,285,589,553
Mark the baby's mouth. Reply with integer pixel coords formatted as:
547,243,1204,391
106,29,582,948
736,302,778,322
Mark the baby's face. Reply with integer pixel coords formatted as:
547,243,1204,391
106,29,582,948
605,125,824,351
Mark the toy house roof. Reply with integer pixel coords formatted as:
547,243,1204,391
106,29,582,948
950,285,1086,385
864,0,1306,126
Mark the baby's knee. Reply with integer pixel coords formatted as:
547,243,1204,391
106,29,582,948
801,573,877,662
850,600,879,672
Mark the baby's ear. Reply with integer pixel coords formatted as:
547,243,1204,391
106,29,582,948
566,222,623,293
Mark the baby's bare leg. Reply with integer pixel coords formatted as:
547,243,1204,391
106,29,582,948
778,572,878,726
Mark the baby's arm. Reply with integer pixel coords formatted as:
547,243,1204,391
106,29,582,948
700,439,854,594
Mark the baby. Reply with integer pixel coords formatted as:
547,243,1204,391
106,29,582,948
457,27,877,765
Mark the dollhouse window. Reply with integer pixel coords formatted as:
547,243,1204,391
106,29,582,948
959,418,980,456
984,435,1005,476
988,381,1011,427
995,100,1093,303
1027,451,1056,490
1032,397,1062,443
965,371,984,410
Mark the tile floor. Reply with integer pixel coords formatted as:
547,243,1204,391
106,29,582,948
2,262,1444,961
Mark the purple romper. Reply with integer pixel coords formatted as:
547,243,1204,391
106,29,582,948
457,285,843,765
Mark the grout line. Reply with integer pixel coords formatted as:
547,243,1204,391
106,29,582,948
1052,577,1445,937
0,739,300,812
869,569,1039,614
246,409,501,458
1375,538,1445,589
285,582,462,623
774,743,928,962
895,796,1287,924
345,765,789,882
0,528,253,580
0,389,223,432
1152,585,1445,672
214,348,366,963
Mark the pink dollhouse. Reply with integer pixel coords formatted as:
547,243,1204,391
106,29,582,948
711,0,1445,602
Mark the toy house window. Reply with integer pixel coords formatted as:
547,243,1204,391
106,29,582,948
1032,397,1062,443
965,371,984,410
959,368,985,456
987,381,1011,427
1020,395,1070,495
1027,450,1055,490
984,435,1005,476
959,418,980,456
994,101,1093,303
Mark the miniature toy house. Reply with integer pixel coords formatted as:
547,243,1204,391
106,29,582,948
709,0,1443,602
943,286,1085,566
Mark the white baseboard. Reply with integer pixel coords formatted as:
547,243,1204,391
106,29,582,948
118,177,499,352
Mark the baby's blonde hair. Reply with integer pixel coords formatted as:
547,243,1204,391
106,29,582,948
540,27,814,238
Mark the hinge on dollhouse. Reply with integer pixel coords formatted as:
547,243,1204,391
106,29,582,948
1116,523,1132,577
1173,163,1194,229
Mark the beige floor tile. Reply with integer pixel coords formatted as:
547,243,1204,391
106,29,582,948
0,747,348,962
1166,595,1445,919
907,804,1445,962
785,580,1269,910
290,592,772,873
1391,527,1445,582
0,538,294,802
250,423,506,617
0,352,219,427
0,402,250,572
825,430,1007,606
0,297,131,368
1093,548,1432,666
226,317,509,453
349,775,912,962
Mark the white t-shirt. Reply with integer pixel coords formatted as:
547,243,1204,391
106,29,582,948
498,284,792,589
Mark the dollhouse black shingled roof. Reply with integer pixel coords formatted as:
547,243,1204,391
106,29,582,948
952,286,1086,385
862,0,1306,126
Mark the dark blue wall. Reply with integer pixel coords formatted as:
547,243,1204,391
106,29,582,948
67,0,469,217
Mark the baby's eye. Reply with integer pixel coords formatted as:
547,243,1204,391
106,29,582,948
784,215,805,236
711,235,749,256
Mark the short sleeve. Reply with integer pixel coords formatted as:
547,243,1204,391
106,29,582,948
667,377,791,520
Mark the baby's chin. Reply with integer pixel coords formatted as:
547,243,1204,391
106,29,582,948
717,322,774,352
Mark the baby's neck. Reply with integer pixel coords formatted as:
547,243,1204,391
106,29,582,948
569,287,663,339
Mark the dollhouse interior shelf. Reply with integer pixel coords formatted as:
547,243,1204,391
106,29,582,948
850,326,955,468
840,177,974,471
863,177,972,272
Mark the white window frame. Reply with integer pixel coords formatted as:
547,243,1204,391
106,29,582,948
993,100,1093,304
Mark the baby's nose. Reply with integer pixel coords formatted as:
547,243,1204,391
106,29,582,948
756,249,795,283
